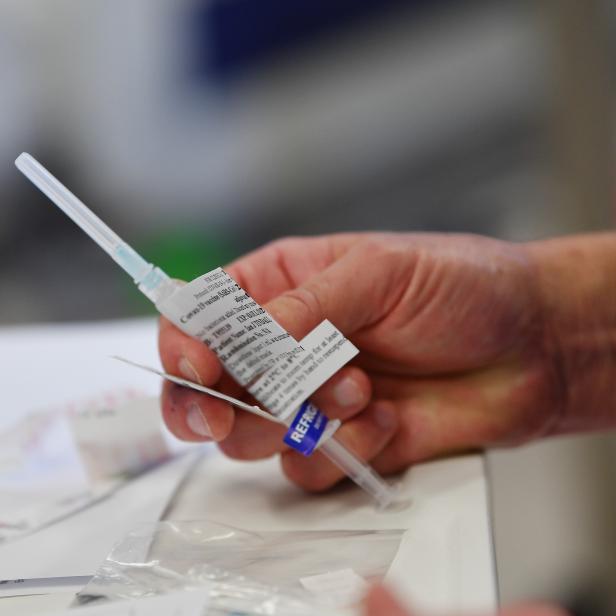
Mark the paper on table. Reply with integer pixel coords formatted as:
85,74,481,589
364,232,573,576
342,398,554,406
42,589,349,616
0,320,204,581
0,449,202,580
42,590,212,616
0,319,161,433
0,577,91,599
0,395,174,543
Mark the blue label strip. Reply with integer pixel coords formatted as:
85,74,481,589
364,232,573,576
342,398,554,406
283,401,329,456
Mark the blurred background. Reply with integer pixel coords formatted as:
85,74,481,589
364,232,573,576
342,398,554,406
1,0,615,613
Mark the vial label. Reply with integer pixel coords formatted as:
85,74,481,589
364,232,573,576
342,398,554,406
157,268,358,420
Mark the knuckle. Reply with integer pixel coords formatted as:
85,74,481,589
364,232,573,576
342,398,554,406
355,238,404,272
266,236,301,253
279,286,323,325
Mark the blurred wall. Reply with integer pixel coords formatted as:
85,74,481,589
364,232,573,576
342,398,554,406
2,0,559,320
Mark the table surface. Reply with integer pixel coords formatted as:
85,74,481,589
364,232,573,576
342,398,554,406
0,318,497,614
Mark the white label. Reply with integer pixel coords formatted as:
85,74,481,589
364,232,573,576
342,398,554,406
157,268,302,386
157,269,358,419
250,320,358,419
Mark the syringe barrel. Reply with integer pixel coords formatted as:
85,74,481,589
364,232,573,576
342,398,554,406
318,435,398,509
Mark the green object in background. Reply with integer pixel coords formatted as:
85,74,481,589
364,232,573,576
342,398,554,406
123,225,237,315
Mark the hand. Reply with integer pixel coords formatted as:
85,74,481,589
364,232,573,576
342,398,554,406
158,232,564,490
363,585,570,616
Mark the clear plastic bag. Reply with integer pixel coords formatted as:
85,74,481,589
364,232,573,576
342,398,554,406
76,520,404,614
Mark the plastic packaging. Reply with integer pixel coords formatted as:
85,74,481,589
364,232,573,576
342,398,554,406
76,520,404,614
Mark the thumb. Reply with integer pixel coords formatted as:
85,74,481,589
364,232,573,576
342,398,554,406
264,243,407,340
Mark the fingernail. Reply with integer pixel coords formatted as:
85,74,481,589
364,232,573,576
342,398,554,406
374,405,397,431
179,356,202,384
186,402,212,439
333,377,364,407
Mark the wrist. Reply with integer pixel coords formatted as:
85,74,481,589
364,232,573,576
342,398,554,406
526,233,616,434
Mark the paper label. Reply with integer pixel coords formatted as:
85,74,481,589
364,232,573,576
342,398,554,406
157,268,358,419
157,268,302,386
283,401,328,456
250,320,358,419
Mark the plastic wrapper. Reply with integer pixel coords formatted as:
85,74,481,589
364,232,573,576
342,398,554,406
76,520,404,614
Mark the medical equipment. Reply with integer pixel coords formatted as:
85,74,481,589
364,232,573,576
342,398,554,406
15,153,399,508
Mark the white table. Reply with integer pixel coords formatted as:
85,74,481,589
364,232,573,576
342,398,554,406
0,319,497,614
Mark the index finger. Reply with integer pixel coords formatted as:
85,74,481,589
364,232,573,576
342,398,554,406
224,234,364,305
158,316,224,386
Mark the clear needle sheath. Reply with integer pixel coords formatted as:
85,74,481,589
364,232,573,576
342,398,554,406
15,153,172,303
16,153,399,509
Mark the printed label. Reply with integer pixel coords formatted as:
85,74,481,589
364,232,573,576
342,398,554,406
157,268,302,386
250,320,358,419
157,268,358,419
283,401,328,456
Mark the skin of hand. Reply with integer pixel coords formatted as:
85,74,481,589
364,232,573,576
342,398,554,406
362,585,570,616
158,231,574,491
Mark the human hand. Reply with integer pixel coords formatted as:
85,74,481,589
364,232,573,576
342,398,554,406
158,232,564,490
362,585,569,616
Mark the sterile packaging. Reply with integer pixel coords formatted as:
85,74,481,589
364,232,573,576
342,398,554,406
75,520,404,614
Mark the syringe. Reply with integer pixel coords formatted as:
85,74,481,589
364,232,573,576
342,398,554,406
15,152,399,509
